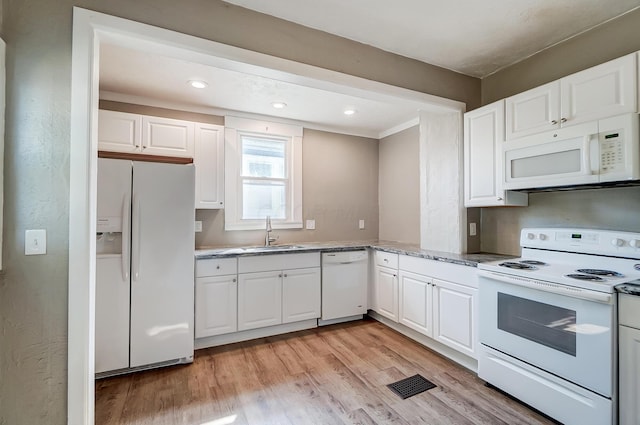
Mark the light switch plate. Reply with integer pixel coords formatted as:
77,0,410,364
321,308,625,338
194,221,202,232
469,222,477,236
359,219,365,230
25,229,47,255
306,219,316,230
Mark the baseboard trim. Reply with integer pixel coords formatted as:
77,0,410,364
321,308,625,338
195,319,318,349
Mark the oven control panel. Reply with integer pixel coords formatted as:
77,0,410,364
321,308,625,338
521,228,640,259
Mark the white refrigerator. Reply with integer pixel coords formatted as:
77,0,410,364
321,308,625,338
95,158,195,375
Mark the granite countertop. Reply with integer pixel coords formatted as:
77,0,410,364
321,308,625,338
195,240,513,267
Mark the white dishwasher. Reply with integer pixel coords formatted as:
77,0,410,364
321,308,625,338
321,250,368,324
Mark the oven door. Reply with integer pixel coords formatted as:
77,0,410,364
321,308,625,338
479,273,613,397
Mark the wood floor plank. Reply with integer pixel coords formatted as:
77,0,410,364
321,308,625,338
96,318,558,425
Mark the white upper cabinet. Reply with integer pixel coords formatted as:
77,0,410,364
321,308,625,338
505,81,560,140
98,110,195,158
561,53,636,125
194,123,225,209
464,100,528,207
98,110,142,153
505,53,637,140
142,116,194,157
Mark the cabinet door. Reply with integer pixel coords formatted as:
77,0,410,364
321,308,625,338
374,265,398,322
619,325,640,425
561,54,637,126
398,271,432,335
194,123,225,209
142,116,194,157
505,81,560,140
464,101,528,207
282,267,320,323
432,279,477,358
98,109,142,153
195,275,237,338
238,271,282,331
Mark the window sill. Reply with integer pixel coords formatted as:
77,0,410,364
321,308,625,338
225,221,303,231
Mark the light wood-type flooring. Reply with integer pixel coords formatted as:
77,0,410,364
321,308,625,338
96,318,558,425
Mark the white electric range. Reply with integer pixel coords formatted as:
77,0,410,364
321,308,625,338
477,228,640,425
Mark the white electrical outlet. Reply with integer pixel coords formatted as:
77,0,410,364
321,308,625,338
469,222,477,236
306,219,316,230
359,219,365,230
25,229,47,255
194,221,202,232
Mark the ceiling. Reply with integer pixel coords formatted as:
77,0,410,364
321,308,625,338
99,43,433,138
99,1,640,138
223,0,640,78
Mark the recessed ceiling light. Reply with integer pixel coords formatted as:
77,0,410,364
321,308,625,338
271,102,287,109
188,80,208,89
343,108,357,116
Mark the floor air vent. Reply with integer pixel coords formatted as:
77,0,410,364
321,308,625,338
387,374,436,399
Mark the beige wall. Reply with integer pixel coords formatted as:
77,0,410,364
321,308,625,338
479,7,640,256
196,129,379,246
481,186,640,255
99,102,379,246
378,126,420,244
482,7,640,104
1,1,481,423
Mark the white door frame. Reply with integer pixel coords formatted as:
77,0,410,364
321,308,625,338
69,7,464,424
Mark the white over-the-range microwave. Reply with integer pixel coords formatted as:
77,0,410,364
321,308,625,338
503,113,640,190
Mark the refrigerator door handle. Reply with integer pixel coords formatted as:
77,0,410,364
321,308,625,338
132,195,141,281
121,193,131,281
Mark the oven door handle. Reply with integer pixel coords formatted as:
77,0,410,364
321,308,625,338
478,270,612,304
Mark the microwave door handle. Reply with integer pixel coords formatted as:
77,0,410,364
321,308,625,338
588,134,600,174
583,134,598,175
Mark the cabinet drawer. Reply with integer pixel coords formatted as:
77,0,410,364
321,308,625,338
619,294,640,329
239,252,320,273
196,257,238,277
399,255,478,289
375,250,398,268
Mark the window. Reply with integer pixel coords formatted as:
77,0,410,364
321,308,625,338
224,117,303,230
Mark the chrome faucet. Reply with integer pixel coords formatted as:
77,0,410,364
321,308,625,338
265,216,278,246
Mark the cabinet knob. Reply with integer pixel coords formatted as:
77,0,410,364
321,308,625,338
279,274,283,278
219,202,223,205
135,144,140,148
232,278,236,282
284,274,288,278
216,265,220,269
550,120,558,125
433,283,437,287
561,117,567,123
496,197,503,201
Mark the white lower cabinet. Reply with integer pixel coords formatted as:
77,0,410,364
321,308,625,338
377,253,479,359
238,271,282,331
195,275,237,338
237,253,321,332
375,265,399,321
398,271,432,335
195,257,238,338
282,268,321,323
432,278,476,357
619,293,640,425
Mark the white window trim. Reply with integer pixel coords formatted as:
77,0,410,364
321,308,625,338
224,116,303,231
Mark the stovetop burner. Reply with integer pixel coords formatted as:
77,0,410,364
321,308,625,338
499,261,537,270
576,268,624,277
520,260,548,266
566,273,606,282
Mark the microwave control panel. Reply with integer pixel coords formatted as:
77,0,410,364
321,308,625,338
599,130,624,174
